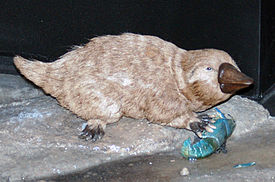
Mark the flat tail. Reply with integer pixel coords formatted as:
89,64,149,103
14,56,62,96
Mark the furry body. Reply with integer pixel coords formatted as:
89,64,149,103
14,33,243,138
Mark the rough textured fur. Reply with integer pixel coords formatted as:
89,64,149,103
14,33,240,138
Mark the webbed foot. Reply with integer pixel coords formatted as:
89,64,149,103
79,123,105,141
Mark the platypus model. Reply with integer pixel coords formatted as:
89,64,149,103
14,33,253,141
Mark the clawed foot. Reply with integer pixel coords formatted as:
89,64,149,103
197,114,214,124
79,123,105,141
190,114,216,138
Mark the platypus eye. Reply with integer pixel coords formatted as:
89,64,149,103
206,67,212,71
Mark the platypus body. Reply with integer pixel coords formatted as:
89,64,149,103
14,33,253,140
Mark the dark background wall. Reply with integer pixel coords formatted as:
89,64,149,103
0,0,274,111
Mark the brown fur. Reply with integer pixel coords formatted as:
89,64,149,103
14,33,238,133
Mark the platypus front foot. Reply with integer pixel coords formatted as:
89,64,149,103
190,114,216,138
197,114,214,124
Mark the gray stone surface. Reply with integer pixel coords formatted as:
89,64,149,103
0,74,272,181
0,74,44,104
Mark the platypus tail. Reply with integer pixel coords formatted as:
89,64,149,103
14,56,62,96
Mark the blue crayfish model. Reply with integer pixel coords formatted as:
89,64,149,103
181,108,236,159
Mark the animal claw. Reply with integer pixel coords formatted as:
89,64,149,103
189,122,207,138
208,124,216,129
79,124,105,141
190,113,218,137
196,132,203,138
197,113,215,124
205,126,214,133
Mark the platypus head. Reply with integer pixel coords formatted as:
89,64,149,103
180,49,253,110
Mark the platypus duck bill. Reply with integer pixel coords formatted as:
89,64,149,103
218,63,254,93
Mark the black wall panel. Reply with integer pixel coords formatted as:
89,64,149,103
0,0,273,100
